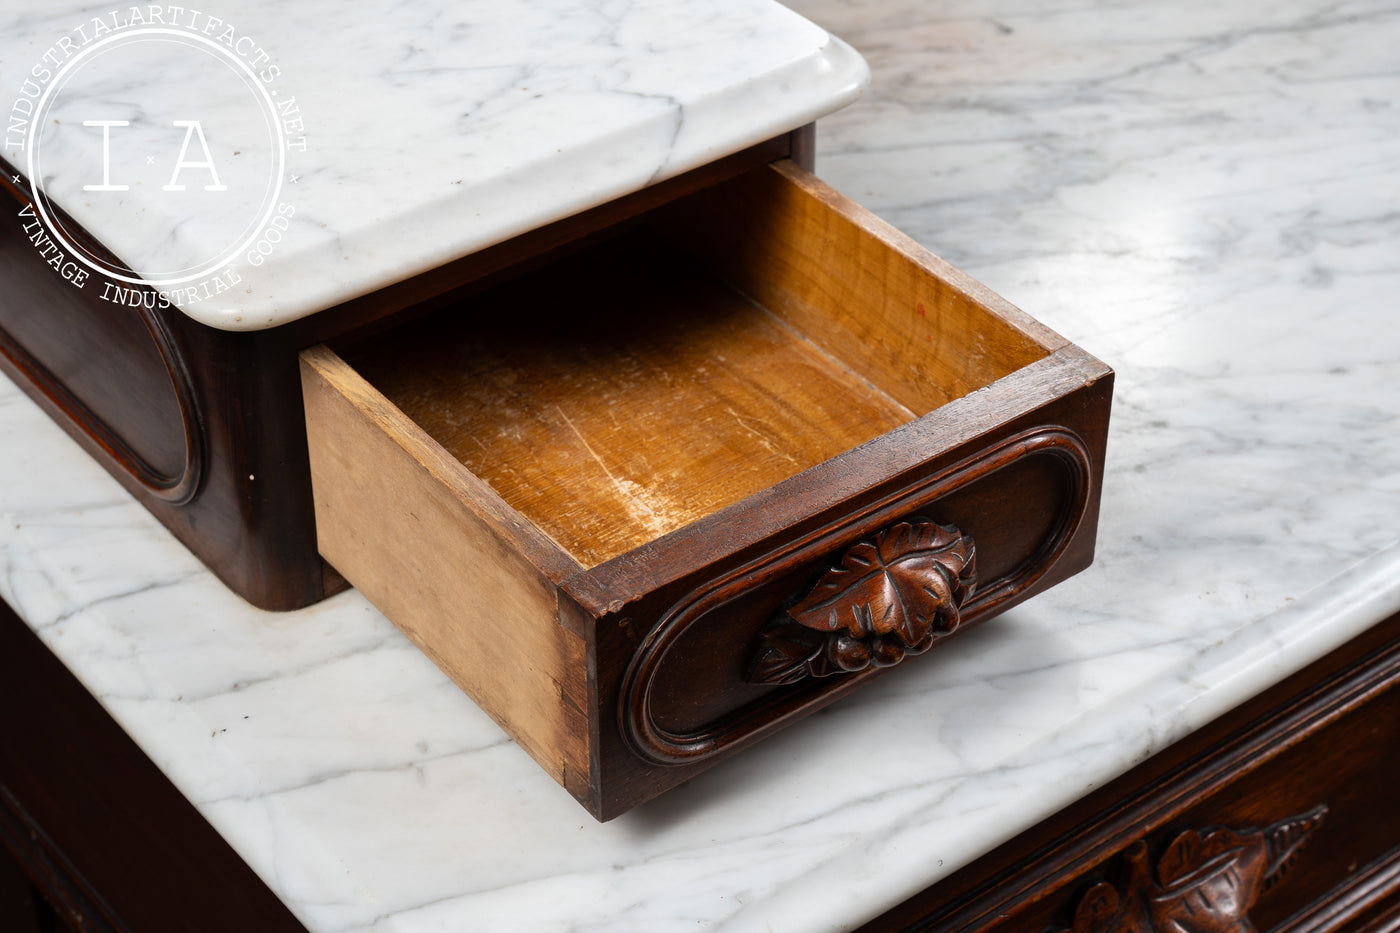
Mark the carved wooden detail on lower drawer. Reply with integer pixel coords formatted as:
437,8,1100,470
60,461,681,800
748,519,977,684
1058,806,1328,933
0,785,128,933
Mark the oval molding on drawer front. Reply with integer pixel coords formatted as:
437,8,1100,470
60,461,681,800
0,303,204,505
0,174,204,505
620,426,1095,766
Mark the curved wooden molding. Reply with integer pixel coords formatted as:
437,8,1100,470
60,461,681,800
0,307,204,505
0,785,130,933
620,426,1093,766
1060,806,1328,933
135,307,205,504
0,179,204,505
748,519,976,684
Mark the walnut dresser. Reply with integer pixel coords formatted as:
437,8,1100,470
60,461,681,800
3,0,1400,930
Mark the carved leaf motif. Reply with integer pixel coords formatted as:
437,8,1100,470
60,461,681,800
746,625,824,686
1262,806,1329,887
746,518,976,685
1150,828,1265,933
1059,807,1327,933
788,520,975,645
1156,828,1238,890
1072,882,1121,933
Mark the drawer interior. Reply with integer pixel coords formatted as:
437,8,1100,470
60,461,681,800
338,161,1059,570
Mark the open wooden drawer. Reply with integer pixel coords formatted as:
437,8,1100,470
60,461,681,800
299,160,1113,820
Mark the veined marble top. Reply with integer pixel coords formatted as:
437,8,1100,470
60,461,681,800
1,0,866,330
3,0,1400,930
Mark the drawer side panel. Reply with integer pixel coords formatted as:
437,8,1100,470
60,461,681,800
299,346,590,800
653,160,1067,416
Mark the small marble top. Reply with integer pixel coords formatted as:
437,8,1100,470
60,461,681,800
1,0,866,330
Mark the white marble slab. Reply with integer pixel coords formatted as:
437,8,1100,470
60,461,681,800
1,0,865,330
4,0,1400,930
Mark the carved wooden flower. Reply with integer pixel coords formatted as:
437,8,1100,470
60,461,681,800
787,519,976,647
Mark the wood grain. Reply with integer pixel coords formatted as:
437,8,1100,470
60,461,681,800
346,230,917,569
0,134,805,613
652,160,1065,415
618,423,1098,767
300,345,591,796
301,158,1114,819
342,160,1075,572
568,344,1112,619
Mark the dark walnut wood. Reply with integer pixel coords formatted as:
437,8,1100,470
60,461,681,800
0,172,323,611
749,518,977,685
619,423,1098,773
0,840,55,933
0,131,803,611
0,599,308,933
857,609,1400,933
0,254,202,506
1057,807,1327,933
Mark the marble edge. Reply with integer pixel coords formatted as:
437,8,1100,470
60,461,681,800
3,357,1400,932
184,33,869,332
752,542,1400,933
1,33,869,333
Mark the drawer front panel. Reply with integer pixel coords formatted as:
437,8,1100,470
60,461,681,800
0,176,201,502
620,426,1093,765
303,158,1113,820
1044,676,1400,933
